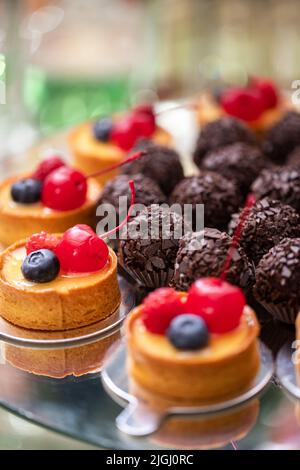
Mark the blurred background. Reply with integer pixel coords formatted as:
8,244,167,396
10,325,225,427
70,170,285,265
1,0,300,155
1,0,300,449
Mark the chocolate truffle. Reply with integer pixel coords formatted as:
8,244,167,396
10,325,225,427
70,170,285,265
251,166,300,213
169,172,242,231
173,228,254,291
122,141,184,196
118,206,186,288
193,116,256,166
201,143,269,196
254,238,300,323
99,173,166,216
263,111,300,163
229,198,300,265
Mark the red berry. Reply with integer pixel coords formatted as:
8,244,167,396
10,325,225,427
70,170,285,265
186,277,246,334
26,231,59,255
42,167,87,211
134,104,154,117
111,117,138,151
221,87,264,121
131,113,156,138
250,77,279,110
33,155,65,181
55,224,109,273
142,288,185,334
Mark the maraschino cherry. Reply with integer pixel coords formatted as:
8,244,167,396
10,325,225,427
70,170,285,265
221,87,264,122
42,166,87,211
57,180,135,273
250,76,279,110
110,104,156,150
111,117,138,151
186,278,246,334
55,224,109,273
26,179,136,274
40,150,144,212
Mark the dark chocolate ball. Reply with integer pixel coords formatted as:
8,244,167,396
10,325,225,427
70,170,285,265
172,228,254,292
118,206,186,288
169,172,242,231
229,198,300,265
263,111,300,163
201,142,269,196
193,116,257,166
254,238,300,323
99,173,166,216
122,141,184,196
251,166,300,213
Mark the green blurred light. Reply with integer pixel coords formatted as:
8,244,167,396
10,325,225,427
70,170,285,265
0,54,6,77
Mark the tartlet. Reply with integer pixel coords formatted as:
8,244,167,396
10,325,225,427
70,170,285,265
0,173,100,246
196,91,292,135
127,304,259,405
69,108,172,184
0,234,120,331
126,280,260,407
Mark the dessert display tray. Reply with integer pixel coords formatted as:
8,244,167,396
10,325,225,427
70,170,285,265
0,274,134,380
276,343,300,401
101,341,274,442
0,108,300,449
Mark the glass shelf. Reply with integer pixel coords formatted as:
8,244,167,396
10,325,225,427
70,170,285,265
0,109,300,450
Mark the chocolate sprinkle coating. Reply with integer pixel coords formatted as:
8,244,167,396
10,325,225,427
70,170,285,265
254,237,300,306
193,116,256,166
263,111,300,163
201,143,269,196
172,228,254,291
122,141,184,196
99,173,167,215
229,198,300,265
118,206,186,288
169,172,242,230
251,166,300,213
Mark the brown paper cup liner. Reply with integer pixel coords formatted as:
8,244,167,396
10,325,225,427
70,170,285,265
122,266,174,289
257,299,299,325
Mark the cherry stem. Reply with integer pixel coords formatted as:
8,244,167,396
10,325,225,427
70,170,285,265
86,150,145,180
100,180,136,239
220,193,256,281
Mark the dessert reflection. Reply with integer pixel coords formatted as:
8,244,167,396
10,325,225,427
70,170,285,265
1,311,120,379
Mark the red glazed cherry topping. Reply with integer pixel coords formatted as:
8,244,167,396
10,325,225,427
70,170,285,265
134,104,154,117
26,231,59,255
33,155,65,181
142,288,185,334
42,166,87,211
250,77,279,110
131,112,156,138
133,104,155,130
55,224,109,273
221,87,264,122
111,117,138,151
186,277,246,334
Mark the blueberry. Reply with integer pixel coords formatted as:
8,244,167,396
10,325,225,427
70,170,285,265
22,249,60,283
167,314,209,350
11,178,42,204
93,118,113,142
